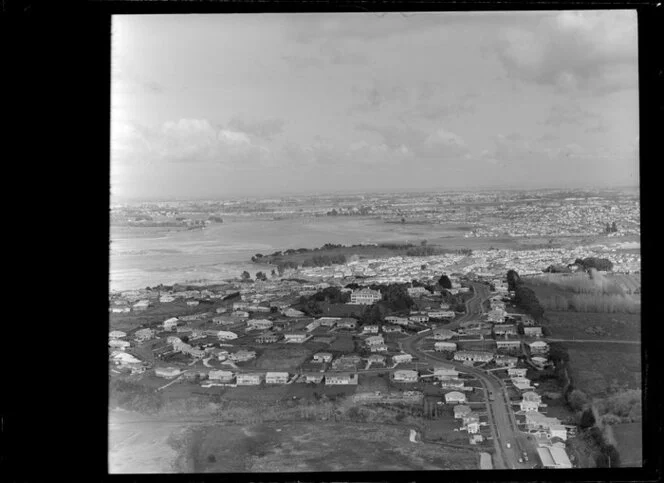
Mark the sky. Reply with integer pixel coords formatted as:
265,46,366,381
111,11,639,200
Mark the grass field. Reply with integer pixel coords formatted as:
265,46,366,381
566,342,641,398
610,422,643,467
184,421,479,472
543,311,640,341
328,334,356,353
254,346,314,371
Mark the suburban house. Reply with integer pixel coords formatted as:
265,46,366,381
463,414,481,434
367,354,386,365
529,340,549,353
549,425,568,441
109,339,131,350
265,372,289,384
522,391,542,404
532,356,549,367
393,370,419,383
133,328,155,343
435,341,457,352
496,339,521,351
349,288,382,305
215,330,237,340
454,351,494,363
236,373,262,385
312,352,333,363
317,317,340,327
407,286,429,297
154,367,181,379
229,350,257,362
304,373,324,384
428,310,456,319
110,306,131,313
306,320,322,332
524,326,543,337
207,370,234,383
186,300,199,307
507,367,528,378
255,333,280,344
454,404,472,419
536,446,572,469
511,377,533,391
432,328,456,340
494,354,518,367
444,391,467,404
392,353,413,364
332,355,362,370
133,300,150,311
440,379,465,390
493,324,517,336
370,344,388,352
159,294,176,303
525,411,562,431
365,335,385,346
284,333,308,343
109,330,127,339
213,316,237,325
520,399,540,412
362,325,380,334
409,314,429,323
234,310,250,318
247,319,273,330
325,373,358,385
163,317,179,331
283,308,306,318
215,307,228,314
385,316,410,326
382,325,403,333
434,367,459,380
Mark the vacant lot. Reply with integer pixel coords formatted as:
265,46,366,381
254,346,314,371
543,311,640,341
184,421,479,472
317,302,366,317
611,422,643,467
328,334,355,353
566,342,641,398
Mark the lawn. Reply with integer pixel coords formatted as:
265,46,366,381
565,342,642,398
328,334,355,353
254,346,313,371
542,311,640,341
610,422,642,467
184,421,480,472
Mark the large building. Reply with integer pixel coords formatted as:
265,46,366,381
350,288,382,305
537,446,573,469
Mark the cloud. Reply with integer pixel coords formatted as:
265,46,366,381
492,10,637,93
227,117,285,139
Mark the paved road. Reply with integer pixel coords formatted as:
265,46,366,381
400,282,525,470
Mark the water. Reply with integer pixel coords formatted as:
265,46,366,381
110,216,471,292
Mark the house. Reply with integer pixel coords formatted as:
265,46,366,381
229,350,257,362
234,310,250,318
522,391,542,403
110,306,131,313
493,324,517,336
440,379,465,390
385,316,410,326
312,352,333,363
494,354,518,367
163,317,179,330
332,355,362,370
454,351,494,363
109,330,127,339
365,335,385,346
304,373,324,384
216,307,228,314
306,320,322,332
215,330,238,340
524,326,543,337
367,354,386,365
212,316,237,325
454,404,472,419
109,339,131,350
232,302,250,310
407,286,428,297
393,370,419,383
496,339,521,350
434,341,457,352
428,311,456,319
265,372,289,384
370,344,388,352
283,308,305,317
532,356,549,367
349,288,382,305
464,414,481,434
133,300,150,311
529,340,549,353
175,326,193,333
236,373,261,385
154,367,182,379
525,411,561,431
549,425,568,441
325,373,358,385
134,328,155,343
382,325,403,333
247,319,273,330
432,328,456,340
336,318,357,330
317,317,340,327
444,391,467,404
187,347,206,359
409,314,429,323
537,446,572,469
207,370,234,383
433,367,459,380
392,353,413,364
186,300,199,307
255,333,280,344
159,294,176,303
508,367,528,378
512,377,533,391
362,325,380,334
520,399,540,412
284,333,308,343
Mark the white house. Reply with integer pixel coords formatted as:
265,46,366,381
133,328,154,343
325,373,358,385
392,353,413,364
393,370,419,383
494,354,518,367
365,335,385,346
529,340,549,353
229,350,257,362
186,300,199,307
163,317,179,330
154,367,181,379
520,400,540,412
434,367,459,380
385,316,410,326
349,288,382,305
208,370,234,383
216,330,238,340
247,319,273,330
407,286,428,297
109,330,127,339
454,404,472,419
312,352,333,363
432,328,456,340
133,300,150,311
409,314,429,323
444,391,467,404
508,367,528,378
109,339,131,349
496,339,521,350
550,425,568,441
306,320,322,332
284,333,308,343
454,351,494,363
362,325,380,334
435,341,457,352
236,373,261,385
265,372,289,384
317,317,340,327
537,446,572,469
524,326,543,337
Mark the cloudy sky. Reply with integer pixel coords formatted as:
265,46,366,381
111,11,639,200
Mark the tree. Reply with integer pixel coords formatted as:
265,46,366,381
241,271,251,280
255,271,267,281
271,269,277,278
507,270,521,291
567,389,589,411
580,408,596,429
438,274,452,289
611,221,618,233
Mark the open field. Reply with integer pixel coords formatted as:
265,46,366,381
565,342,641,398
543,311,640,341
610,422,642,467
254,346,314,371
182,421,480,472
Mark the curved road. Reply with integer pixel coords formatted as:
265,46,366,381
400,282,524,470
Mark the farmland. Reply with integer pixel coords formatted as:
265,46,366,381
181,421,479,472
565,342,641,398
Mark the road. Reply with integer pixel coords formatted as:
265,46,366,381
400,282,525,470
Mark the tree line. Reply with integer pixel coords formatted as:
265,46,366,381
507,269,545,321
